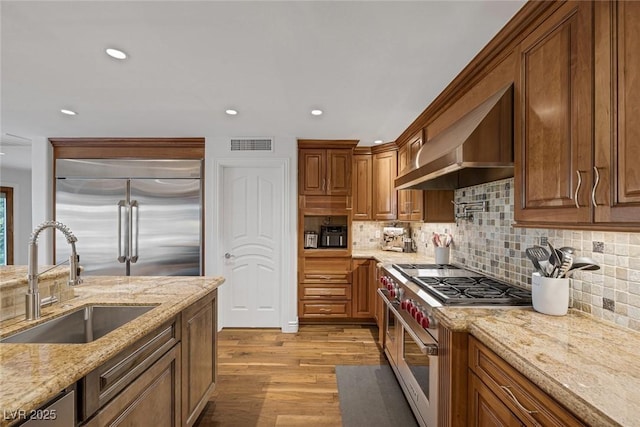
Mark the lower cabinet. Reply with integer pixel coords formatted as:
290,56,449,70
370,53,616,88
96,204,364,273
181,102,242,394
83,345,181,427
468,336,585,426
298,257,377,322
79,290,218,427
182,290,217,427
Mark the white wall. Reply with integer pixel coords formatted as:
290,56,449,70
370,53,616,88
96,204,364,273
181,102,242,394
0,166,32,264
205,136,298,332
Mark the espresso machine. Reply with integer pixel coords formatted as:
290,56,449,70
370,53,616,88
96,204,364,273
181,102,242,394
382,227,413,252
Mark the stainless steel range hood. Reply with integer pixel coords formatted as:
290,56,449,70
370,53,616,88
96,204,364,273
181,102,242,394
395,84,514,190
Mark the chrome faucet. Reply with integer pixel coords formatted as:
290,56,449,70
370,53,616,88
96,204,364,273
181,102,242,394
26,220,82,320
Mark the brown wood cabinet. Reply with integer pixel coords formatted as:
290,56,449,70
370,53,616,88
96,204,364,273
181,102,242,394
592,0,640,225
298,255,352,320
182,290,217,427
351,258,375,319
468,336,585,427
299,148,352,196
352,150,373,220
84,345,181,427
515,0,594,225
398,132,424,221
372,149,398,220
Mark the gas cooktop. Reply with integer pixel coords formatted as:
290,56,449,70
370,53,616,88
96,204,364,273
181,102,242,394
391,263,532,306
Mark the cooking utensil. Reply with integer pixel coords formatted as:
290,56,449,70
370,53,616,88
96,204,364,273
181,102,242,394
547,242,564,277
559,246,575,254
564,256,600,278
557,253,573,278
525,246,549,276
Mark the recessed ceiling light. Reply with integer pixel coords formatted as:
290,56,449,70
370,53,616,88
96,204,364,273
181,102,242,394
0,152,5,156
311,109,323,116
106,48,127,60
374,140,384,144
60,109,78,116
225,109,238,116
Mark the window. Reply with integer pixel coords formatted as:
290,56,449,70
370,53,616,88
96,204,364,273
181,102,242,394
0,186,14,265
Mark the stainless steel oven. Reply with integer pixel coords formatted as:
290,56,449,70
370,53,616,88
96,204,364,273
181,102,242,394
378,288,438,427
377,263,532,427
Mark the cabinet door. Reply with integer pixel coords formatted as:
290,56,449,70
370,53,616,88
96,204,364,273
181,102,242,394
515,0,593,224
593,1,640,224
397,144,411,220
182,291,217,427
351,259,375,318
352,154,373,220
327,149,352,195
299,149,326,195
373,150,397,220
408,136,424,221
468,373,524,427
84,345,181,427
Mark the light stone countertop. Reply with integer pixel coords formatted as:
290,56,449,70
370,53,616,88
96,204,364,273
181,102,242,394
0,274,224,426
444,307,639,427
0,266,70,290
351,249,435,264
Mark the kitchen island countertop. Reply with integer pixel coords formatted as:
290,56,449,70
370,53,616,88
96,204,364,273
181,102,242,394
0,274,224,426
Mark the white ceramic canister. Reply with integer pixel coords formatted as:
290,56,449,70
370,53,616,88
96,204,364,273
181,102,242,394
531,273,570,316
434,247,450,264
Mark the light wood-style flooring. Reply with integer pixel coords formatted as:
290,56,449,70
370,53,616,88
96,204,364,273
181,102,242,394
194,325,385,427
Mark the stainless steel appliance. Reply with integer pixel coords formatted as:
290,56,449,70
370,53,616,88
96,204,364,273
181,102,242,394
382,226,407,252
304,231,318,249
378,263,531,427
55,159,202,276
319,225,347,248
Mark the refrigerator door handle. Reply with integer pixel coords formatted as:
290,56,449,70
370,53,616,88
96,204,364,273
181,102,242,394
130,200,139,263
117,200,128,262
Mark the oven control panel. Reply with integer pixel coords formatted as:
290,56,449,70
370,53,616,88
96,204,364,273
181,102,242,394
380,272,438,333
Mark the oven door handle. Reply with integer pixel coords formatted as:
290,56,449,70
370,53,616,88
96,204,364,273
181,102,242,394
378,288,438,356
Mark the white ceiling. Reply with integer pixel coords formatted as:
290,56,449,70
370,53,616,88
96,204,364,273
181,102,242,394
0,0,525,171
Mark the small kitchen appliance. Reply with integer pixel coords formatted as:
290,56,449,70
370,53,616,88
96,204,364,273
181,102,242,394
382,227,407,252
319,225,347,248
304,231,318,249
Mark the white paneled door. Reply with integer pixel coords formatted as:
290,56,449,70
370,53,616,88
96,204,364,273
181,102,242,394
221,166,282,327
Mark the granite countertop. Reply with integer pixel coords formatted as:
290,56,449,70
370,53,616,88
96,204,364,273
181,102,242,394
434,307,640,427
0,275,224,425
0,265,70,289
352,249,435,264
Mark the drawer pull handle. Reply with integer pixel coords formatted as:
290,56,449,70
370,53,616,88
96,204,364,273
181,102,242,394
500,386,538,415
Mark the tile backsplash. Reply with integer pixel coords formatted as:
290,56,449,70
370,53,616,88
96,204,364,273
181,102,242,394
352,177,640,332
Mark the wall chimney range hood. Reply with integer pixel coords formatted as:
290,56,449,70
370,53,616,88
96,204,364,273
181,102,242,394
395,84,514,190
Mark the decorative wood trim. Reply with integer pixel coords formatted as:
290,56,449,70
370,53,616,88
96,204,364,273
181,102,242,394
50,137,205,159
0,186,14,265
396,1,561,147
438,325,469,427
370,142,398,154
297,139,359,149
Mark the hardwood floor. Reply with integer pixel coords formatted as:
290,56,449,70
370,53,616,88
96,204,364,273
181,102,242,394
195,325,385,427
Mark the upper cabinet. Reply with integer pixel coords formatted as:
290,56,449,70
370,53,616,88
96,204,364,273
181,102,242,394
515,0,640,229
398,132,424,221
372,148,398,220
352,150,373,220
299,148,352,196
592,1,640,225
514,0,594,225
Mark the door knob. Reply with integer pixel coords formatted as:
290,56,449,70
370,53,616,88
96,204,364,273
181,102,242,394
224,252,234,259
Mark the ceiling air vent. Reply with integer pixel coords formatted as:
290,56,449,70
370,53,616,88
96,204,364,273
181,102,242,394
230,138,273,152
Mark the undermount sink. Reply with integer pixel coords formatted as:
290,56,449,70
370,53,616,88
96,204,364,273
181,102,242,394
0,305,156,344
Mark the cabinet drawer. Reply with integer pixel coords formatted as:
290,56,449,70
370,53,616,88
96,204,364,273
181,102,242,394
302,257,352,283
469,337,585,426
301,284,351,299
299,301,351,317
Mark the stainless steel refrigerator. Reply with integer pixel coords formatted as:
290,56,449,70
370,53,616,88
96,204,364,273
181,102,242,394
55,159,202,276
